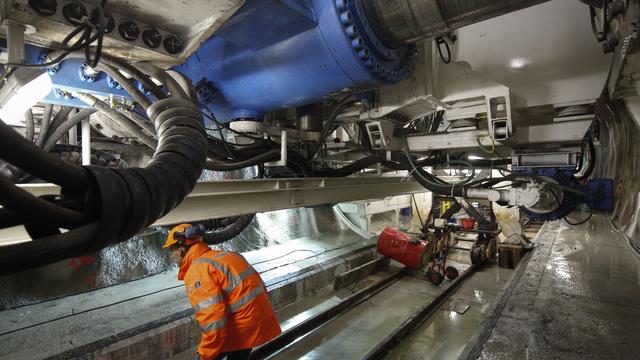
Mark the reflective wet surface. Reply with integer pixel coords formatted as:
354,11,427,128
479,214,640,360
388,261,516,360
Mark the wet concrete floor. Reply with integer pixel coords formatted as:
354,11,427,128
388,260,516,360
476,214,640,360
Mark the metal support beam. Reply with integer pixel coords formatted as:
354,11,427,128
404,130,491,151
3,178,426,245
3,20,26,64
509,120,592,145
155,177,426,225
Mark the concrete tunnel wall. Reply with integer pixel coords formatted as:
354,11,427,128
0,169,346,309
594,99,640,253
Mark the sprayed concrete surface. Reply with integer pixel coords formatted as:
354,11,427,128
0,232,374,359
477,214,640,360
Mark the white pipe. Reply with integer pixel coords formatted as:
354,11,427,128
81,119,91,165
280,130,288,165
466,188,507,202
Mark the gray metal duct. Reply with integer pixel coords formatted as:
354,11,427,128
361,0,552,47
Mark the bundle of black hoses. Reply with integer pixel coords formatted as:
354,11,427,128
0,60,207,275
193,214,256,245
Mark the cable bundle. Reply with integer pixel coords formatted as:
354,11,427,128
0,55,207,275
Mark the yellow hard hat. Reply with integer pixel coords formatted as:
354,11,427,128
163,223,204,248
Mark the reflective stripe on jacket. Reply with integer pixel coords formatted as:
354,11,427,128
179,242,281,360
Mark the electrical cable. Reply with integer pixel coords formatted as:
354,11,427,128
73,93,158,149
95,63,152,109
123,109,157,137
575,135,596,181
436,37,452,64
47,107,75,137
0,61,207,274
476,134,496,154
564,210,593,226
201,107,272,142
48,144,125,168
42,51,167,101
309,96,354,160
35,104,54,148
42,108,98,151
204,111,237,160
0,120,89,189
0,174,85,228
4,1,109,69
134,62,187,99
402,136,473,191
205,150,280,171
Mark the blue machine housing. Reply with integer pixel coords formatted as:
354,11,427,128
175,0,417,122
2,0,416,121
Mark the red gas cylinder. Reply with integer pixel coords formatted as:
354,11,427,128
377,227,427,269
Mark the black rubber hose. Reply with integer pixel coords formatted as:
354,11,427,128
0,97,207,274
205,150,281,171
205,136,312,176
286,151,313,177
99,59,167,100
134,62,187,99
82,97,207,249
312,151,450,177
74,93,158,149
0,208,26,229
126,109,156,136
0,120,89,190
35,104,54,148
43,108,98,151
49,144,125,168
25,109,35,142
575,135,596,181
0,222,101,274
96,63,152,109
203,214,256,245
313,154,384,177
48,106,74,136
0,174,86,228
168,70,200,105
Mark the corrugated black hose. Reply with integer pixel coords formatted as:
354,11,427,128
201,214,256,245
0,67,207,274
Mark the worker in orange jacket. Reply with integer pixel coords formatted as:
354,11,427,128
164,223,282,360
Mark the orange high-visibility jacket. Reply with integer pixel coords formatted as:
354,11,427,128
178,242,281,359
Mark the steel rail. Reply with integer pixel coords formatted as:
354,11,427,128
362,264,477,359
249,268,407,360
